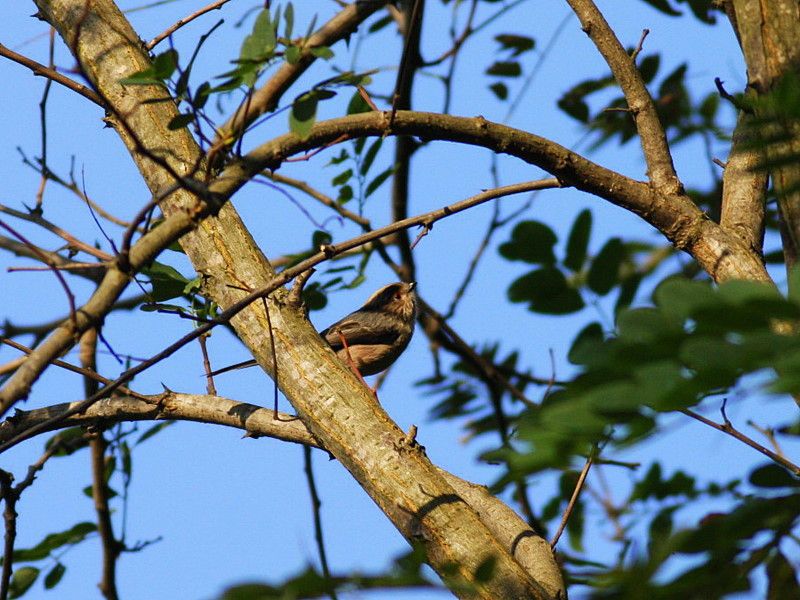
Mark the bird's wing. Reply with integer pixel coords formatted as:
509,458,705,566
321,313,399,350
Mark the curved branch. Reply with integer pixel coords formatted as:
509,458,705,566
232,110,769,283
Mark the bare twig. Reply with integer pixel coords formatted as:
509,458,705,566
0,179,557,448
550,451,595,548
81,330,121,600
0,219,77,329
147,0,231,50
681,408,800,476
0,203,114,261
265,172,371,227
0,42,103,106
303,446,337,599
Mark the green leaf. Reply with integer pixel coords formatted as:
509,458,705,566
284,45,301,65
168,113,194,130
568,322,603,365
119,49,178,86
640,0,681,16
44,563,65,589
365,166,393,198
8,566,39,599
142,261,190,302
13,522,97,562
508,267,585,314
486,61,521,77
310,46,334,59
564,209,592,271
499,220,557,264
489,82,508,100
284,3,294,39
289,92,319,140
749,464,800,489
136,421,175,445
360,138,383,176
347,91,371,115
653,278,718,319
368,14,392,33
494,34,535,57
587,237,624,295
240,9,276,63
332,169,353,186
312,230,333,247
767,550,800,600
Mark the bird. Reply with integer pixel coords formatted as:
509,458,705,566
208,282,417,379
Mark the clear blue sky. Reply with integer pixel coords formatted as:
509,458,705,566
1,1,795,599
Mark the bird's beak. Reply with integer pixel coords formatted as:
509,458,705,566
408,282,417,291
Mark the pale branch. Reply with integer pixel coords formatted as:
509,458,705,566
0,392,564,598
146,0,231,50
0,42,103,106
566,0,681,195
720,112,768,256
213,0,389,152
727,1,800,262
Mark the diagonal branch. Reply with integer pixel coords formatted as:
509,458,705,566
566,0,681,194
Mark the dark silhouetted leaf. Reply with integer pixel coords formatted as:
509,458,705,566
587,238,624,295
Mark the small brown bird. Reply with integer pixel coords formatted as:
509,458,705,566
321,281,417,376
208,282,417,378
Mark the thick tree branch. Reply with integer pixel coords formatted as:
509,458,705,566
720,112,768,256
728,1,800,262
566,0,681,194
0,392,565,598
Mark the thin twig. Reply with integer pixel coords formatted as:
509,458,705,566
0,203,114,260
34,28,56,211
681,408,800,476
1,338,147,400
198,333,216,396
265,172,371,227
147,0,231,50
630,28,649,61
0,42,103,106
0,179,558,449
0,219,77,330
303,446,337,600
81,330,121,600
550,451,595,548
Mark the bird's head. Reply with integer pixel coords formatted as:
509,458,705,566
362,282,417,320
